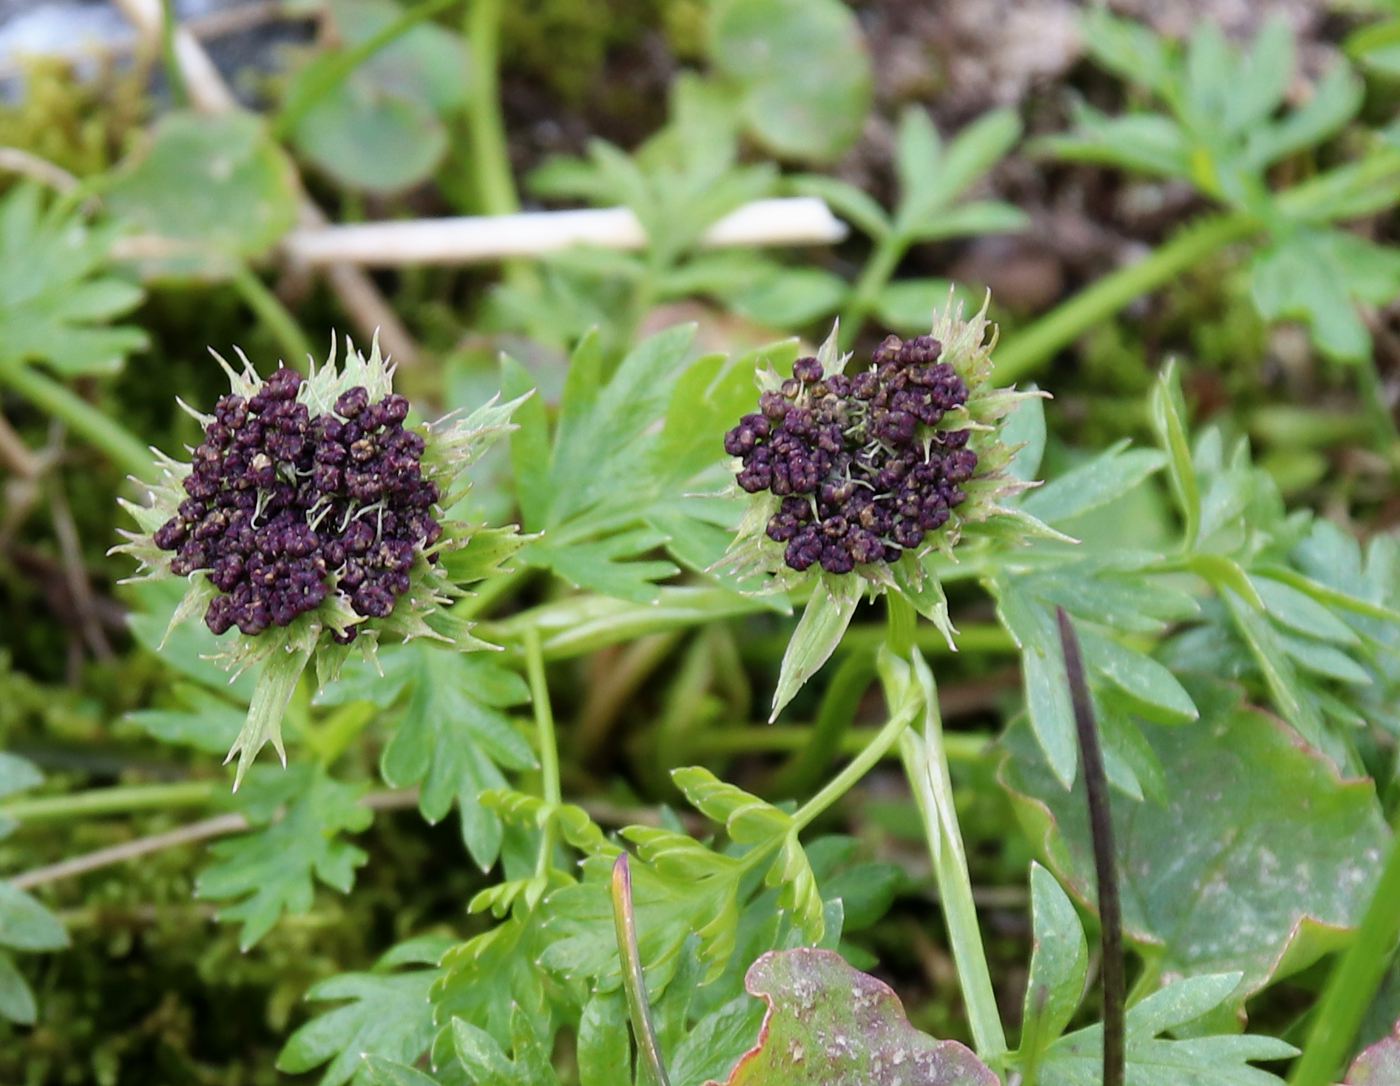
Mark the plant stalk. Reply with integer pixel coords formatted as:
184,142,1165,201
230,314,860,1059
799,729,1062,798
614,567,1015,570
0,363,153,480
524,629,562,876
840,233,904,349
612,854,672,1086
898,681,1008,1060
994,212,1257,383
229,265,313,366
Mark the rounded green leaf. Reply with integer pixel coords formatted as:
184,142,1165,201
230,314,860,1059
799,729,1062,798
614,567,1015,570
104,112,300,280
1002,687,1390,1004
711,0,872,163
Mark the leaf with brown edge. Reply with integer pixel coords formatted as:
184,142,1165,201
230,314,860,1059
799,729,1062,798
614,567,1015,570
706,947,997,1086
1348,1021,1400,1084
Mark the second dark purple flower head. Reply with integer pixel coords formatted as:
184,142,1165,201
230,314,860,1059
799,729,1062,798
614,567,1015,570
723,334,977,575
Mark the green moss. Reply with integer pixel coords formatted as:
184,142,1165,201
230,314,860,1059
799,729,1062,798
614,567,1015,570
0,56,151,180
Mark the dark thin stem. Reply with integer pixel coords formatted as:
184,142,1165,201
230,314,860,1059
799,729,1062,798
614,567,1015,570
611,854,672,1086
1056,607,1124,1086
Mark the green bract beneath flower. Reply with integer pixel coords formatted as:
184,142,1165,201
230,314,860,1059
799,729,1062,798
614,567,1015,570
114,334,527,787
718,297,1055,718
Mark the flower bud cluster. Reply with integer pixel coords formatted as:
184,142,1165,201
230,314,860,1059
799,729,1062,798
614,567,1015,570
153,367,440,639
723,335,976,574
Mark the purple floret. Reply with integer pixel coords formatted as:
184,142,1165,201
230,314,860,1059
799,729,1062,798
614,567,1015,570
153,370,441,639
721,334,976,575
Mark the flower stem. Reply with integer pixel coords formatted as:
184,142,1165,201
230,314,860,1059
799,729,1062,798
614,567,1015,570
524,628,561,875
612,854,672,1086
993,212,1257,384
840,233,904,349
0,780,217,824
687,724,991,763
898,676,1008,1061
229,265,313,366
159,0,188,107
0,363,153,480
466,0,516,216
1288,806,1400,1086
790,685,921,834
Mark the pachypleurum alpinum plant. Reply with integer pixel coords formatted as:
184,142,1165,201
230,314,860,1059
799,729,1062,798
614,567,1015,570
24,292,1381,1086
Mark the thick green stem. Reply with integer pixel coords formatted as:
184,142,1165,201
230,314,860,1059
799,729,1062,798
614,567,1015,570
885,593,917,658
0,363,153,480
230,266,313,366
0,780,217,824
272,0,461,139
1288,809,1400,1086
897,656,1008,1061
466,0,517,216
994,212,1257,383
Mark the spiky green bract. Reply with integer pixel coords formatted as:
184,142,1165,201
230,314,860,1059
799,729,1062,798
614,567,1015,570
114,334,527,788
720,295,1056,719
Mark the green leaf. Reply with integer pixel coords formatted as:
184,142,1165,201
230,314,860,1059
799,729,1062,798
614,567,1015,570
0,752,41,801
196,764,373,949
994,583,1077,788
1019,864,1088,1069
1246,64,1363,170
790,175,890,239
1252,574,1359,646
1001,387,1047,484
577,993,630,1086
873,279,978,337
517,326,725,601
1039,972,1295,1085
1021,442,1166,525
1080,8,1180,96
1039,109,1192,180
1150,361,1201,547
432,914,553,1060
1077,628,1198,725
706,948,997,1085
1222,588,1329,753
1003,688,1390,1004
0,184,146,377
378,645,535,869
278,937,450,1086
360,1058,440,1086
125,682,244,754
104,112,299,280
0,883,68,952
284,0,468,194
1226,16,1293,135
0,951,36,1026
670,996,766,1086
1251,229,1400,363
293,82,446,194
771,576,861,720
1349,1022,1400,1085
711,0,872,163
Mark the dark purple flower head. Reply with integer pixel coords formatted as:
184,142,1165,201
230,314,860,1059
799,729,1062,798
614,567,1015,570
153,368,440,639
722,334,976,575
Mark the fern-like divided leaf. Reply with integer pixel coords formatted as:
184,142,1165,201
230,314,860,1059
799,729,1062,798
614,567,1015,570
278,936,451,1086
0,184,146,377
195,763,373,950
503,325,781,602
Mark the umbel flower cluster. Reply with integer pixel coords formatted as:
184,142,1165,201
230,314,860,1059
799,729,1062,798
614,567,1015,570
118,336,523,786
152,366,440,641
724,334,976,575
